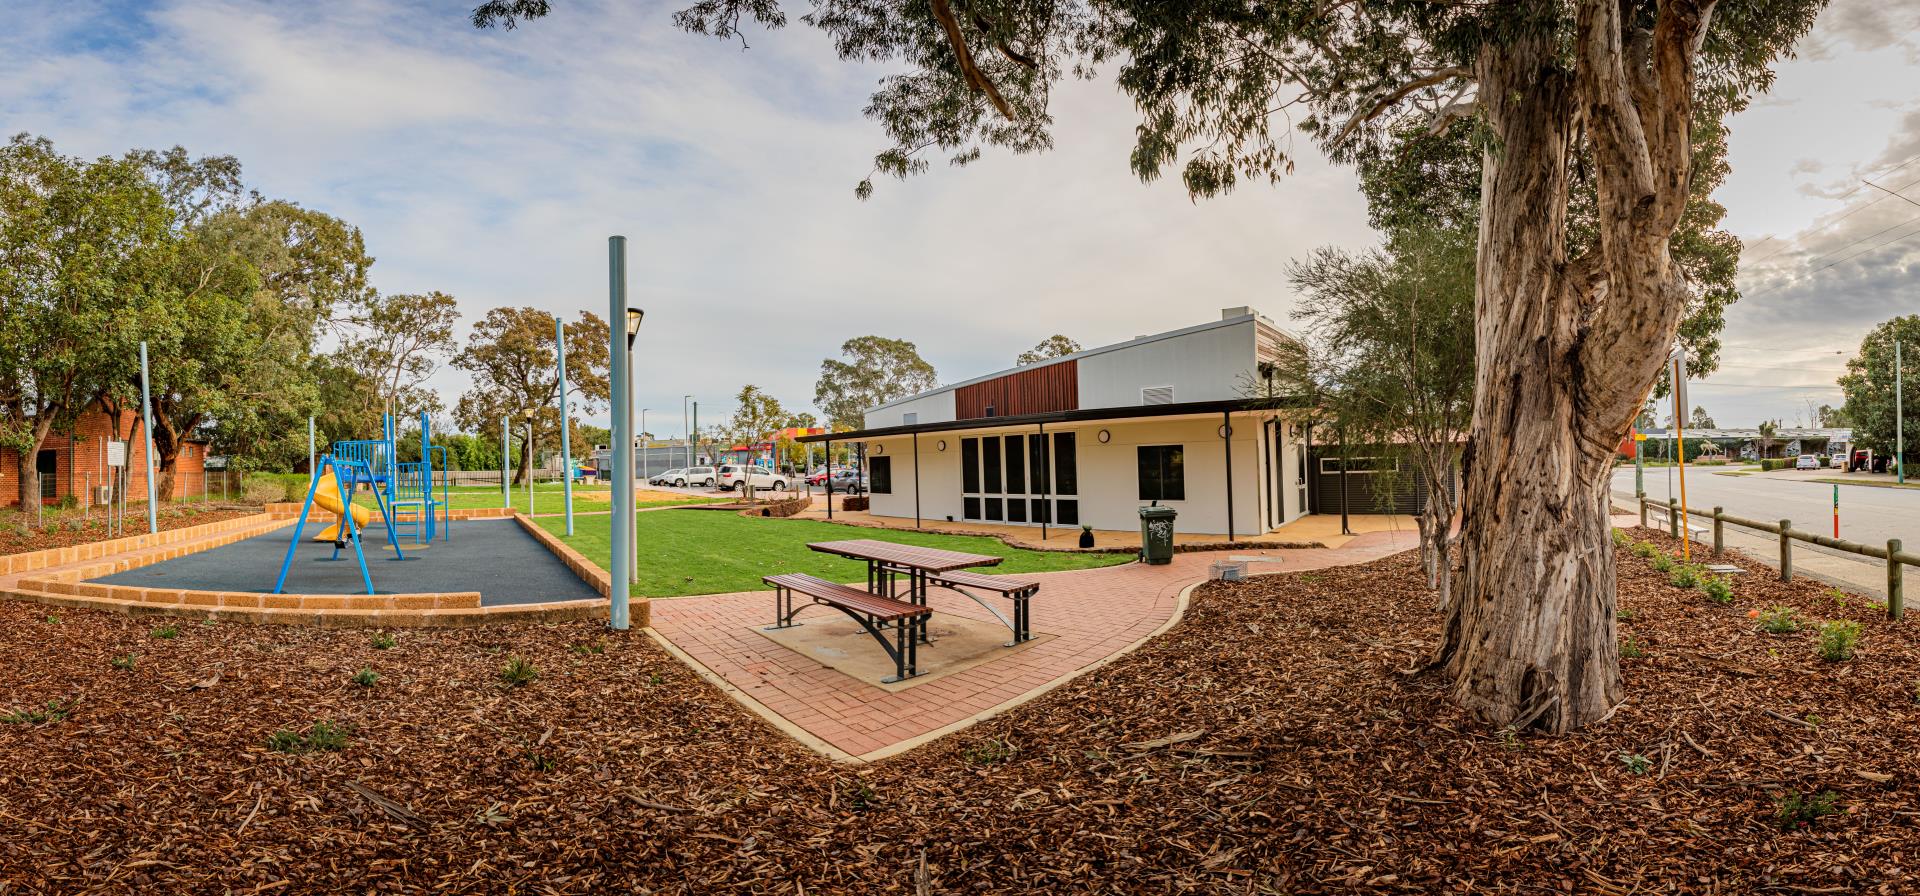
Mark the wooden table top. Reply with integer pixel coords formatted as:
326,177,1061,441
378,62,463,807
806,538,1004,573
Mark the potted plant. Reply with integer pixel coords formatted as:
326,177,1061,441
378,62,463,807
1078,524,1095,549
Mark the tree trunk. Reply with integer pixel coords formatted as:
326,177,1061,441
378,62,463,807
15,416,55,524
1438,34,1624,734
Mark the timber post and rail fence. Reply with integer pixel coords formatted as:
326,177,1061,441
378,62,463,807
1637,491,1918,620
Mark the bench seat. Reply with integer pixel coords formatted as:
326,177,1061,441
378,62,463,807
763,573,929,682
926,570,1041,645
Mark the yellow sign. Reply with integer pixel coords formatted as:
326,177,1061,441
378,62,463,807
1634,433,1648,441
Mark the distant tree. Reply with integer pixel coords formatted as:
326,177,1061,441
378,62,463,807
814,336,937,430
1016,335,1080,366
1756,419,1780,459
452,308,609,485
335,291,461,415
1635,403,1657,431
1689,406,1716,429
1839,315,1920,462
1815,403,1850,429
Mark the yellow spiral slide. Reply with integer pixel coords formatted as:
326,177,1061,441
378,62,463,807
309,467,374,542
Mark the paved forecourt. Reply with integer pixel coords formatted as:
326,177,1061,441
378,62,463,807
647,530,1418,762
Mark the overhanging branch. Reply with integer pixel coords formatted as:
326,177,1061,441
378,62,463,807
1331,67,1472,148
930,0,1015,121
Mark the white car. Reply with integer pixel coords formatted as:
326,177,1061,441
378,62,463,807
1795,454,1819,470
649,468,685,486
675,466,718,487
718,464,786,492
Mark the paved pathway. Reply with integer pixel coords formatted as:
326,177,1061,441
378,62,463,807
646,530,1418,762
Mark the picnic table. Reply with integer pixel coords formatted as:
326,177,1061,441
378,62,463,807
808,539,1039,645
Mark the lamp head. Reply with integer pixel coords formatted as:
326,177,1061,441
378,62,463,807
625,308,645,347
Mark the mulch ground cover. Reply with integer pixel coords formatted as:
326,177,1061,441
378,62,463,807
0,504,258,555
2,525,1916,893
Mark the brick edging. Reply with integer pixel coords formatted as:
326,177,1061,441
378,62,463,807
774,513,1325,555
2,586,604,628
0,512,281,576
511,512,646,628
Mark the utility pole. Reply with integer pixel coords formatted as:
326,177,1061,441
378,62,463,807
608,236,632,630
1899,339,1906,485
557,316,574,535
683,395,692,471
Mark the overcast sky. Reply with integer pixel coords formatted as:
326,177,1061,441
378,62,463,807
3,0,1917,434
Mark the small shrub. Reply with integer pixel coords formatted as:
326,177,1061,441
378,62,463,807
370,632,396,650
525,750,558,772
1817,620,1861,662
839,778,879,811
1669,564,1701,588
500,657,539,687
1620,636,1646,659
151,624,180,640
1631,542,1658,559
267,720,352,754
43,614,60,624
1650,553,1675,573
1774,789,1841,830
1756,606,1800,634
1616,607,1635,621
1,698,76,726
350,668,379,688
1610,529,1630,547
571,641,605,656
1618,752,1652,775
111,653,138,671
961,737,1014,767
1700,576,1734,605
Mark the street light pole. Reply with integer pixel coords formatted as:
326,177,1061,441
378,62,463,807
607,237,634,630
683,395,692,472
1898,339,1906,485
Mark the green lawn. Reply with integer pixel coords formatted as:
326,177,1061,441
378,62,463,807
355,484,723,515
538,511,1132,598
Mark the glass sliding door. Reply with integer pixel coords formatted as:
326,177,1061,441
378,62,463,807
1004,434,1027,522
960,430,1080,527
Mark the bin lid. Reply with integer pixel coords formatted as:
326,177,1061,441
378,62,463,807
1138,505,1178,519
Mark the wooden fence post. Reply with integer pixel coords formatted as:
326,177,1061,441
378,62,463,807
1669,498,1681,539
1638,492,1648,529
1889,538,1904,621
1712,506,1724,556
1779,519,1793,582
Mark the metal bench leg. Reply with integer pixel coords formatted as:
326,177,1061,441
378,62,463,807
764,586,804,630
905,617,919,677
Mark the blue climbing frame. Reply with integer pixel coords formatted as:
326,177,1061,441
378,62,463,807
271,454,404,595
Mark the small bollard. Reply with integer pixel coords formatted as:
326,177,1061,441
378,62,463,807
1712,506,1724,556
1638,492,1648,529
1669,498,1681,539
1889,539,1904,621
1779,519,1793,582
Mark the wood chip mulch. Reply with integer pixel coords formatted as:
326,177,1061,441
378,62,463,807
0,505,259,555
1,526,1916,893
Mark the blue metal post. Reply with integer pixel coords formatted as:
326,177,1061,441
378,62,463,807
501,416,510,509
557,315,575,535
609,236,632,630
420,411,434,540
138,342,158,533
272,458,328,594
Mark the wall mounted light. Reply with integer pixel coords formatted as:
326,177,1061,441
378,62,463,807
1097,429,1111,444
1218,424,1233,438
937,439,947,451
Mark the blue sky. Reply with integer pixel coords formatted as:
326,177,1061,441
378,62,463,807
4,0,1919,433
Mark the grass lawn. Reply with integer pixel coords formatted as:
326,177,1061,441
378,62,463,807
354,484,724,515
539,510,1132,597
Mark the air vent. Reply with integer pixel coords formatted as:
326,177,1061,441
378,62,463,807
1141,386,1175,406
902,412,918,425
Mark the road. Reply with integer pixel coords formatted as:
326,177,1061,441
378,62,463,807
1612,466,1920,547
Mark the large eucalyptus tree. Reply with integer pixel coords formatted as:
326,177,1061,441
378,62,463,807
476,0,1824,732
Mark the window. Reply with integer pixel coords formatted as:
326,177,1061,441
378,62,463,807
961,439,980,493
1029,435,1050,495
1053,432,1077,495
1137,445,1185,501
902,412,918,425
869,456,893,494
1004,435,1025,493
983,437,1002,493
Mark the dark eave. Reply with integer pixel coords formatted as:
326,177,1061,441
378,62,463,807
799,397,1307,443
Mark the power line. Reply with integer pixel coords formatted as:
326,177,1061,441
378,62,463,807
1742,157,1920,268
1741,216,1920,300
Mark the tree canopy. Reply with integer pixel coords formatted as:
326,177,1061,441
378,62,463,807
452,307,610,485
814,336,938,430
1838,315,1920,461
1016,335,1080,366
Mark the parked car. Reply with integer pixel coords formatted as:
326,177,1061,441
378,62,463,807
676,466,717,487
1831,454,1847,469
827,469,867,494
1795,454,1819,470
718,464,786,491
649,468,685,486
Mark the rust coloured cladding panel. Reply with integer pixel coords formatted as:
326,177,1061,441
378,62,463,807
954,360,1078,420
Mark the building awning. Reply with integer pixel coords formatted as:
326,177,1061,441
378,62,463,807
798,397,1307,443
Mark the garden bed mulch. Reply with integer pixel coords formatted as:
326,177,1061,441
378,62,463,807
1,527,1917,893
0,504,259,556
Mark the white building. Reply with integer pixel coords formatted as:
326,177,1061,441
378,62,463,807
801,308,1316,538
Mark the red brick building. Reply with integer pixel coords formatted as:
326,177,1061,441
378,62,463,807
0,402,210,508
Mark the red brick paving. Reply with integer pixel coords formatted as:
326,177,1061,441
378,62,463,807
647,531,1418,760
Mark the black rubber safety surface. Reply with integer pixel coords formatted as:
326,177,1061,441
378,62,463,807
90,518,603,607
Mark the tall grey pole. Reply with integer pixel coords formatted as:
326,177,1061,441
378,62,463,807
138,342,158,533
683,395,692,471
526,416,535,517
692,402,699,464
557,316,575,535
608,236,632,629
1899,340,1906,485
308,416,315,475
501,417,509,508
